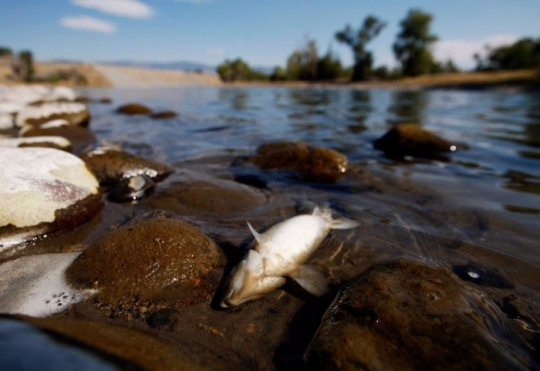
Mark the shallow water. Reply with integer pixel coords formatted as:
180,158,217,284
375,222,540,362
82,86,540,264
66,86,540,367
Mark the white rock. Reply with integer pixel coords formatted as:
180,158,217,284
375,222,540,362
0,253,97,317
0,147,98,228
0,113,13,130
16,102,89,128
0,136,72,150
47,86,78,102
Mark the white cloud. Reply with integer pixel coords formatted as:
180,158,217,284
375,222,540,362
61,15,116,34
434,34,520,69
72,0,154,19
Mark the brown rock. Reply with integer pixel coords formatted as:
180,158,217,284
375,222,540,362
374,123,456,159
80,148,173,185
253,141,348,182
151,110,178,119
66,218,226,307
143,178,267,216
21,316,213,370
305,259,525,370
116,103,152,115
16,103,91,127
20,123,96,154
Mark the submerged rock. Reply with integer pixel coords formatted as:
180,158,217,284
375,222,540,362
252,141,348,182
374,123,456,159
0,253,95,317
143,177,267,215
305,259,526,370
66,218,226,308
151,110,178,119
80,148,173,185
16,102,90,127
0,147,101,249
19,119,96,154
0,136,72,151
116,103,152,115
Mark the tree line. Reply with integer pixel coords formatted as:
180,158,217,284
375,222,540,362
0,47,35,82
217,8,540,83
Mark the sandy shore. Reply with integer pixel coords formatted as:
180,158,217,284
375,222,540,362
0,61,222,88
92,64,222,88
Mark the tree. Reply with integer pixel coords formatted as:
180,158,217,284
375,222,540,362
316,49,343,80
0,47,13,57
12,50,34,82
393,9,438,76
335,15,386,81
216,58,267,82
286,38,319,81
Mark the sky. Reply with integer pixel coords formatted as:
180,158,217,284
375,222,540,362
0,0,539,70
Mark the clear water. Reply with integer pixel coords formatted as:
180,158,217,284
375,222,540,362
81,86,540,285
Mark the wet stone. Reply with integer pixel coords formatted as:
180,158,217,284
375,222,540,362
0,147,101,249
252,141,348,182
0,136,72,151
19,119,96,154
80,148,173,185
116,103,153,115
107,174,155,202
66,218,227,309
16,102,90,127
143,177,267,216
151,110,178,119
374,123,457,159
305,259,527,370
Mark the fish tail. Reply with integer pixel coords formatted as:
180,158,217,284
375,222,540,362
313,206,359,229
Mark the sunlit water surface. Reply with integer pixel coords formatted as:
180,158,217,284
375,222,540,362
81,86,540,289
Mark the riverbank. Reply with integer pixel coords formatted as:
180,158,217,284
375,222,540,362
0,61,538,90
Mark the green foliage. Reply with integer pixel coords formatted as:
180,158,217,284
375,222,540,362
270,66,287,81
216,58,268,82
335,15,386,81
393,9,438,76
0,47,13,57
476,38,540,71
286,39,319,81
12,50,34,82
316,50,343,80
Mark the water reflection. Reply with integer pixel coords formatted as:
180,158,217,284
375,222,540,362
219,88,249,110
387,90,428,124
346,90,371,133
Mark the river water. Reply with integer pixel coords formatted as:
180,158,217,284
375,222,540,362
83,85,540,262
72,86,540,367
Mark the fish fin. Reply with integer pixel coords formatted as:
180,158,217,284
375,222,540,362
329,217,360,230
289,265,328,296
312,205,332,220
246,222,262,243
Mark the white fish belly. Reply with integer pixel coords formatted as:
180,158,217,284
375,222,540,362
257,215,329,274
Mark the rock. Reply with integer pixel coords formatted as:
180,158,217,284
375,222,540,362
374,123,456,159
66,218,226,308
80,148,174,185
453,262,515,288
0,147,101,249
116,103,152,115
19,119,96,154
143,177,267,216
16,102,90,127
0,112,15,130
151,110,178,119
0,318,121,370
252,141,348,182
0,253,96,317
107,174,155,202
0,136,72,151
305,259,525,370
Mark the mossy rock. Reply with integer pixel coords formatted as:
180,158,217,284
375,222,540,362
116,103,153,115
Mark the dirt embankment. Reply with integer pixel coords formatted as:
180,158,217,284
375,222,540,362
0,61,222,88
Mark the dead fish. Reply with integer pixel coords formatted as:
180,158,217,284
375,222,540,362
220,207,359,307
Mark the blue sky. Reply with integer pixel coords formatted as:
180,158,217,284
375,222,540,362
0,0,539,69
